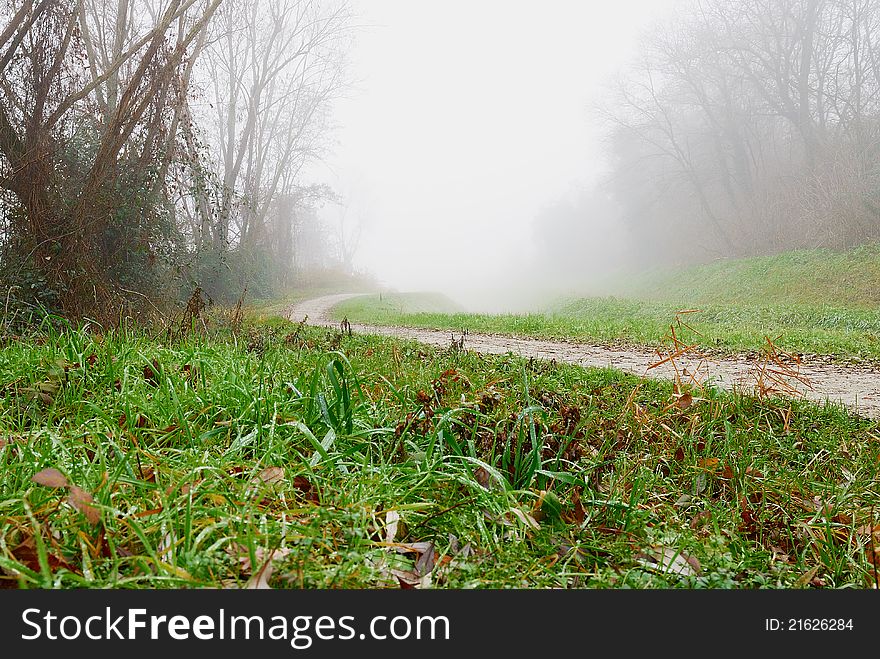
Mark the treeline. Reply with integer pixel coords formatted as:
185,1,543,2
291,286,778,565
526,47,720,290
0,0,354,324
603,0,880,266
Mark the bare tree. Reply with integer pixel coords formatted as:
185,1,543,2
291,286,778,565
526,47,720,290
602,0,880,266
196,0,351,286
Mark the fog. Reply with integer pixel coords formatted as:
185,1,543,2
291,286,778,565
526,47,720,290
313,0,677,310
5,0,878,323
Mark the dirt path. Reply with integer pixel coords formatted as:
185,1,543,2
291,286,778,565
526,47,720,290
287,293,880,420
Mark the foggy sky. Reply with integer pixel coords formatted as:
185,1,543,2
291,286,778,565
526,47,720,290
312,0,677,309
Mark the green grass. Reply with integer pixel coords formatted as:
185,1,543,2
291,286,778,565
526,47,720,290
333,247,880,361
1,313,878,589
617,244,880,308
334,294,880,361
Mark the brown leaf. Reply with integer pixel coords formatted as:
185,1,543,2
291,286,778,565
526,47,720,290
139,465,156,482
795,566,820,588
393,541,434,555
256,466,284,485
699,457,719,471
244,559,274,589
474,467,491,489
571,487,585,525
9,536,77,575
414,542,437,576
674,392,694,410
32,468,69,489
143,360,161,387
292,475,320,503
636,547,701,576
385,510,401,544
390,568,420,589
509,507,540,530
690,510,712,530
740,496,757,533
228,545,293,574
68,486,101,524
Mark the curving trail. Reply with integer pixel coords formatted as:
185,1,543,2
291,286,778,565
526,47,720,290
286,293,880,420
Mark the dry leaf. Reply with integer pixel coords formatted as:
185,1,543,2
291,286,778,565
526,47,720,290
385,510,400,544
414,542,437,576
509,507,540,530
690,510,712,530
571,487,585,525
7,536,77,576
474,467,491,489
699,457,720,471
244,559,274,589
143,360,161,387
292,475,320,503
390,568,421,589
636,547,701,576
393,541,433,555
795,566,820,588
68,486,101,524
32,468,69,489
674,392,694,410
229,546,293,574
256,466,284,484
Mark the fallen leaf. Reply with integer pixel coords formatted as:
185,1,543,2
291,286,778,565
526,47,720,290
699,457,720,471
414,542,436,576
32,468,69,488
68,486,101,524
292,475,320,503
385,510,400,544
244,559,274,589
636,547,701,576
474,467,491,489
393,541,434,555
255,466,284,485
8,536,77,575
390,568,421,589
571,487,585,525
690,510,712,530
674,392,694,410
228,545,293,574
143,360,161,387
509,507,540,530
795,566,820,588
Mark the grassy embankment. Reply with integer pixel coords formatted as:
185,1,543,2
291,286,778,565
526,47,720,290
1,309,878,589
332,246,880,362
